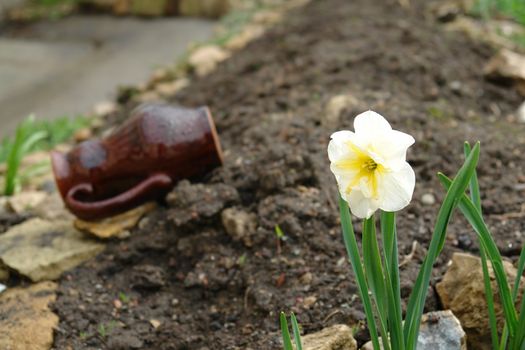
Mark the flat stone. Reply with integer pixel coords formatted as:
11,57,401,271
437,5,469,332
188,45,230,76
302,324,357,350
33,192,74,221
0,281,58,350
74,202,156,239
7,190,47,214
436,252,525,350
0,218,105,281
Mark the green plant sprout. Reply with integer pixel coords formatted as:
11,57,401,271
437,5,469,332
275,224,287,255
118,292,130,304
3,116,48,195
1,114,90,195
280,312,303,350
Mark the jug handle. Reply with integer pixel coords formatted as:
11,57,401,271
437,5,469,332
66,173,172,220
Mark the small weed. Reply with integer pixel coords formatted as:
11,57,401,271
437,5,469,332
97,321,117,339
473,0,525,26
0,114,90,195
118,292,130,304
236,253,247,267
275,225,287,254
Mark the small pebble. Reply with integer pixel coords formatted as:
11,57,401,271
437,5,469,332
0,283,6,293
421,193,436,205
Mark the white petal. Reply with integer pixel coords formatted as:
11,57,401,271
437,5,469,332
353,110,392,136
327,130,354,162
377,162,415,212
343,189,380,219
373,130,415,171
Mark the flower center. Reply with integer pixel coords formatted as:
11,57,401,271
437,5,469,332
363,158,377,172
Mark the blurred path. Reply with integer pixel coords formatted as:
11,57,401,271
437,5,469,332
0,15,215,137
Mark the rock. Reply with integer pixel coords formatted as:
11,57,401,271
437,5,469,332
178,0,230,18
225,24,266,51
301,324,357,350
221,207,257,247
421,193,436,205
154,78,189,97
517,100,525,123
188,45,230,76
323,94,362,127
6,190,47,214
436,252,525,350
92,100,118,117
74,127,92,142
361,310,466,350
74,202,156,239
0,218,105,281
0,281,58,350
484,49,525,96
418,310,466,349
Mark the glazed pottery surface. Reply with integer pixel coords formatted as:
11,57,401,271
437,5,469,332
51,103,223,220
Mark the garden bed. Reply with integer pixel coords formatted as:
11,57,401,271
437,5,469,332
51,0,525,348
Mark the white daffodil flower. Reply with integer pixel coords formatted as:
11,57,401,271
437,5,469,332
328,110,415,219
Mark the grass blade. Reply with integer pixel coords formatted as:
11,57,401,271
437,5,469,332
438,174,518,337
339,197,381,350
280,312,294,350
464,142,499,350
404,142,480,350
290,313,303,350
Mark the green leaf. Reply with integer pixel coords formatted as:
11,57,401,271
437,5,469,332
362,216,391,350
280,312,294,350
438,174,518,337
464,142,499,350
290,313,303,350
339,197,381,350
381,211,404,350
404,142,480,350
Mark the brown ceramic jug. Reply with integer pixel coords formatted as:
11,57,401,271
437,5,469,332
51,103,223,220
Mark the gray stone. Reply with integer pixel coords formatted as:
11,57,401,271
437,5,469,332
302,324,357,350
418,310,467,349
421,193,436,205
0,218,105,281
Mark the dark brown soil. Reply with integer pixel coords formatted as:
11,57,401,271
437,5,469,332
52,0,525,349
